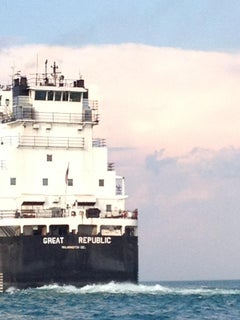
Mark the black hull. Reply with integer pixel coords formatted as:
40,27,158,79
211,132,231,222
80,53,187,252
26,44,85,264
0,235,138,290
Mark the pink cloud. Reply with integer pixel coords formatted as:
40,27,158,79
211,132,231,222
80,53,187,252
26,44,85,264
2,44,240,280
1,44,240,157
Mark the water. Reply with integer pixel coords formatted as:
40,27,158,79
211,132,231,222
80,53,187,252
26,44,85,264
1,280,240,319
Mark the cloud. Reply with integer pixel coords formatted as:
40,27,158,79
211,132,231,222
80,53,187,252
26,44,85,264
1,43,240,280
125,146,240,280
1,43,240,157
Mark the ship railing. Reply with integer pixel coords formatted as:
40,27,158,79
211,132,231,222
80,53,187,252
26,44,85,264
0,210,16,219
116,185,122,195
0,209,138,220
34,111,83,123
92,138,106,147
83,99,98,110
0,135,85,148
9,109,99,124
34,108,98,124
0,160,6,170
100,209,138,219
13,111,98,124
108,162,115,171
20,209,53,218
27,77,86,88
18,136,85,148
0,136,19,145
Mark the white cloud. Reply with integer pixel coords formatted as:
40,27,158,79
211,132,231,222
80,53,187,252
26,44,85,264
2,44,240,280
1,44,240,156
125,147,240,280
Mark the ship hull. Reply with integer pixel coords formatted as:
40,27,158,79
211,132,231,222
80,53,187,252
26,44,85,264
0,235,138,290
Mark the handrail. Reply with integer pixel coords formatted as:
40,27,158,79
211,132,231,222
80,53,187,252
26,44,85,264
0,209,138,220
0,135,85,148
11,109,99,124
92,138,106,147
2,100,99,124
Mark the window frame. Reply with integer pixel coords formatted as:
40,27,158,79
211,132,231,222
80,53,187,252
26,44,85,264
99,179,104,187
42,178,48,186
10,177,16,185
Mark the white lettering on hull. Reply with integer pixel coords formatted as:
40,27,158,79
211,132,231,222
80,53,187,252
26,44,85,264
78,236,112,244
43,237,64,244
42,236,112,245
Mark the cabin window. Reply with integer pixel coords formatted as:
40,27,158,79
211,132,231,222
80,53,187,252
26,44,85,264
47,154,52,162
50,225,69,236
62,91,69,101
10,177,16,185
78,225,97,236
35,90,47,100
125,227,136,237
0,226,21,237
47,91,54,101
42,178,48,186
67,178,73,186
99,179,104,187
70,92,81,102
106,204,112,212
23,225,46,236
100,225,122,236
55,91,61,101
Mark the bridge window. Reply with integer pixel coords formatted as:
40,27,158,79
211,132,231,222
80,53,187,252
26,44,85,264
35,90,47,100
47,91,54,100
55,91,61,101
70,92,81,102
62,91,69,101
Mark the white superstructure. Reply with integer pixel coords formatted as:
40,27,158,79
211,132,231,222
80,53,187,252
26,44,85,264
0,62,137,234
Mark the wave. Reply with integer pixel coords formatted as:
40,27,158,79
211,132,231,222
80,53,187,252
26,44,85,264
35,281,240,296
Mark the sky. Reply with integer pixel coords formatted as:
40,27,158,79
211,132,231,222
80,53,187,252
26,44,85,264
1,0,240,281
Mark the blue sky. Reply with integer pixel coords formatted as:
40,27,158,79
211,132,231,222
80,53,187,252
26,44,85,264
1,0,240,50
1,1,240,282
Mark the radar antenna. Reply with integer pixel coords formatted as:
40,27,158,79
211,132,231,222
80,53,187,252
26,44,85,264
51,61,60,86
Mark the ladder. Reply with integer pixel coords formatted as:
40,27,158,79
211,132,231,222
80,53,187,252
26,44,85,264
0,273,3,292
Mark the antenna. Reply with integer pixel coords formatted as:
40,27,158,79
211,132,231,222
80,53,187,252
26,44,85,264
51,61,59,86
44,59,48,84
35,54,39,85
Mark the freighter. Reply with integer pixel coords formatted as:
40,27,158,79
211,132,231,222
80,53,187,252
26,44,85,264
0,61,138,291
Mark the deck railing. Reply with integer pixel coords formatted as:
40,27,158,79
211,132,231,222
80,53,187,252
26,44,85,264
0,160,6,169
0,135,85,148
0,209,138,220
92,138,106,147
2,99,99,124
10,109,99,124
